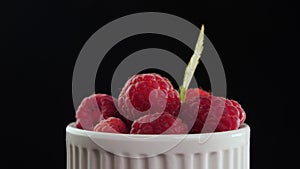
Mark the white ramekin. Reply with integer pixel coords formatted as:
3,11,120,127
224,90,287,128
66,123,250,169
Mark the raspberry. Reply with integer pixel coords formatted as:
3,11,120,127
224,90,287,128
93,117,129,134
186,88,211,98
130,113,188,134
76,94,120,130
75,119,83,129
180,95,245,133
230,99,246,124
118,73,180,121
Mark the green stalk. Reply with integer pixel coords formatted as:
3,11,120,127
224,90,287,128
179,25,205,103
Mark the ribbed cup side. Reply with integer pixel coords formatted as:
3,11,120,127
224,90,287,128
66,144,249,169
66,123,250,169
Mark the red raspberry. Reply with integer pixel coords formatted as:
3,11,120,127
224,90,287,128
180,95,245,133
93,117,129,134
230,99,246,124
75,119,83,129
76,94,120,130
186,88,211,98
130,113,188,134
118,73,180,121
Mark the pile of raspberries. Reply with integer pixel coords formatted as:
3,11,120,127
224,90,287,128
75,73,246,134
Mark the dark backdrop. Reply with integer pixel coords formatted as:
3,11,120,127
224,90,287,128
3,0,298,169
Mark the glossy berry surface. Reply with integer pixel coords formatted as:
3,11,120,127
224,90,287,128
93,117,129,134
76,94,119,130
130,113,188,134
118,73,180,121
180,95,245,133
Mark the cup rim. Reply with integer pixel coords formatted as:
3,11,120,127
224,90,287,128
66,122,250,140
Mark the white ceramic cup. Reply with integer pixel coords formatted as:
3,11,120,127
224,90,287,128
66,123,250,169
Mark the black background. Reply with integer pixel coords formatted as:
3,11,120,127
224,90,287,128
3,0,299,169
